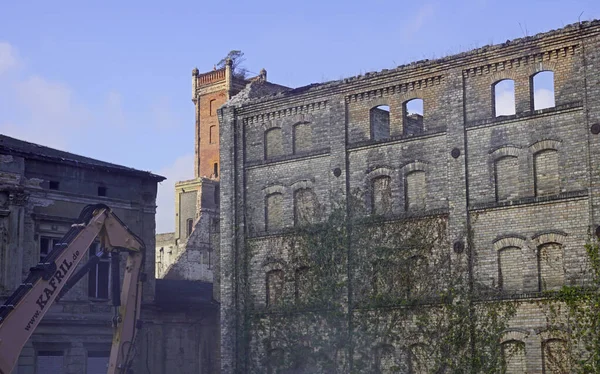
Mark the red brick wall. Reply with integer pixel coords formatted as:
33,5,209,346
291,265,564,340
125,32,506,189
197,91,227,179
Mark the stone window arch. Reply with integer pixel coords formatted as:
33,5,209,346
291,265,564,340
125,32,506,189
403,98,424,136
294,188,317,226
370,105,390,141
493,79,516,116
265,192,284,231
293,122,312,154
265,127,283,159
209,99,217,116
531,70,555,110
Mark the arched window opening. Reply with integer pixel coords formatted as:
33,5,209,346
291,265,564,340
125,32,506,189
265,193,283,231
534,149,559,197
493,79,516,117
405,171,426,211
295,266,310,304
266,269,284,307
403,98,424,136
370,105,390,141
209,99,217,116
294,188,316,226
501,340,526,373
186,218,193,238
372,176,392,215
498,247,523,292
293,122,312,154
495,156,519,202
209,125,217,144
265,127,283,159
542,339,569,373
532,71,555,110
538,243,564,291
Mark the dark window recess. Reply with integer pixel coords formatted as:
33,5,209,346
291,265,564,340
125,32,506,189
186,218,193,238
97,186,107,197
49,181,60,190
213,163,219,178
40,237,60,262
88,243,110,299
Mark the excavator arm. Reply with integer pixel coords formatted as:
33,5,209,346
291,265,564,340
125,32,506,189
0,204,145,374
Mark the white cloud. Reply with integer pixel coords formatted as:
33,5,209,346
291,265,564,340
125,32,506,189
494,89,516,116
533,88,555,110
402,3,437,40
155,154,195,233
0,74,91,150
0,42,17,75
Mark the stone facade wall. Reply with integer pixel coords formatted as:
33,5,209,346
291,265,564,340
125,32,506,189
219,21,600,373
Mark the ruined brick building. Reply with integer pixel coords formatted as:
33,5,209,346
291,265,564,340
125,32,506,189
211,20,600,373
0,134,223,373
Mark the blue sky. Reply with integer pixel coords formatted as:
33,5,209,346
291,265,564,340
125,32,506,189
1,0,599,233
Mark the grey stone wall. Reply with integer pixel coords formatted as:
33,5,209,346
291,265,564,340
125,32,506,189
219,20,600,374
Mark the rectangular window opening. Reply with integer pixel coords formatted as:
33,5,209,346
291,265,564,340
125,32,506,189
88,243,110,299
97,186,107,197
49,181,60,190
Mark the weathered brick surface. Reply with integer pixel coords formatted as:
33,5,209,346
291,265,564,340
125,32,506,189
219,20,600,373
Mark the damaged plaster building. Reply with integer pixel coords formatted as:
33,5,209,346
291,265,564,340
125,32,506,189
0,135,218,373
215,20,600,373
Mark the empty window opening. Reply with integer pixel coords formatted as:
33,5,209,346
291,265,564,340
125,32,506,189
97,186,107,197
293,122,312,154
40,236,60,262
186,218,193,238
265,127,283,159
209,99,217,116
88,242,110,299
532,71,555,110
370,105,390,141
493,79,516,116
49,181,60,190
209,125,217,144
213,162,219,178
403,99,424,136
265,193,283,231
